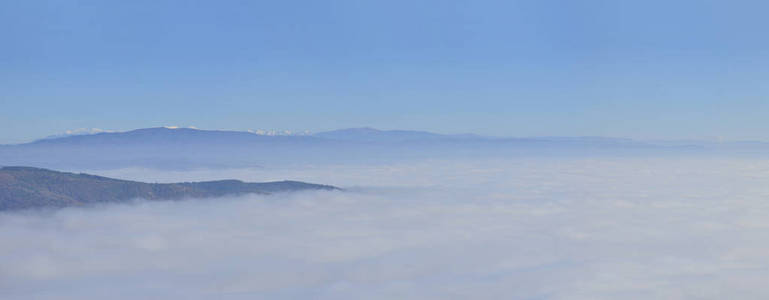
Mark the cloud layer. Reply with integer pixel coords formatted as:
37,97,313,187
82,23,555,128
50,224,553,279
3,158,769,299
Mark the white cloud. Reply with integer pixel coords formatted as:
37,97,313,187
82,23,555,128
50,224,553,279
61,128,116,136
3,158,769,299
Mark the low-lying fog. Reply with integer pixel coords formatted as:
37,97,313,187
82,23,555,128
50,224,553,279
3,158,769,299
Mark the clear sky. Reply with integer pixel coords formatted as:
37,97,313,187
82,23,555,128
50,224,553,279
2,0,768,143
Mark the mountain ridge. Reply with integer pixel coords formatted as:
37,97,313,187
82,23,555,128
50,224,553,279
10,126,644,146
0,127,712,146
2,127,765,170
0,166,338,211
7,126,769,146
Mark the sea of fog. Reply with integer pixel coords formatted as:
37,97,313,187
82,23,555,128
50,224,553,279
3,157,769,299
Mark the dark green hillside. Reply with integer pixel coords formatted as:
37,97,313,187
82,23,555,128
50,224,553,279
0,166,338,211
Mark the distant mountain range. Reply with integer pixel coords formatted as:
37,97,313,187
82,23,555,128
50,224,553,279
4,126,699,147
10,126,638,145
1,127,767,170
0,166,338,210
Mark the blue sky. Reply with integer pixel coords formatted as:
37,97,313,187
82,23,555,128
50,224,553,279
2,0,768,143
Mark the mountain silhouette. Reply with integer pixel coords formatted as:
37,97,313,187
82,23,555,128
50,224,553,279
0,166,338,210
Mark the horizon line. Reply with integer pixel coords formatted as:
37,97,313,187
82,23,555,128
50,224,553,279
2,126,766,146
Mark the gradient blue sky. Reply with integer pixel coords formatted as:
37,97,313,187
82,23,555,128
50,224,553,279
2,0,768,143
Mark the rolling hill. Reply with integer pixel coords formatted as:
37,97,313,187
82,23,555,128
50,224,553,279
0,166,338,210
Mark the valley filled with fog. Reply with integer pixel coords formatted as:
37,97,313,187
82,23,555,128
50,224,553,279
3,157,769,299
5,0,769,298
